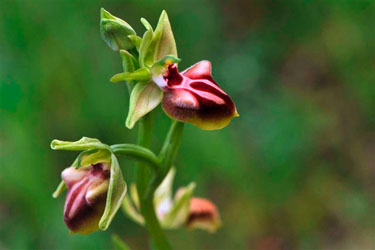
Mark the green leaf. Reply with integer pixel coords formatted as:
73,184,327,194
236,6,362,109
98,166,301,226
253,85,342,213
139,29,153,67
112,235,131,250
99,154,127,230
161,182,196,229
128,35,142,51
50,137,108,151
100,8,136,51
152,10,177,61
126,82,163,129
110,67,151,83
52,180,66,198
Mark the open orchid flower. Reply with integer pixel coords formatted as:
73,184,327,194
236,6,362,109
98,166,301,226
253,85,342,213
152,60,239,130
122,168,221,232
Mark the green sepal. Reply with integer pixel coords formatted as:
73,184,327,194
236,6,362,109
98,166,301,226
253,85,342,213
112,234,131,250
161,182,196,229
51,137,109,151
125,81,163,129
99,154,127,230
150,55,181,76
110,67,151,83
152,10,177,61
128,35,142,51
100,8,136,51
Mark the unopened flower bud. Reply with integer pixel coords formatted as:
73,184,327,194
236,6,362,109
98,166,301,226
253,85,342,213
100,8,136,51
187,197,221,233
62,163,110,234
158,61,238,130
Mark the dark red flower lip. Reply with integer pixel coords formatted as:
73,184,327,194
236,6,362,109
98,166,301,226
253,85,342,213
158,61,238,130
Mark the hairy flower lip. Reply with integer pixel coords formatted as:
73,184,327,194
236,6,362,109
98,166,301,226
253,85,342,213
62,163,110,234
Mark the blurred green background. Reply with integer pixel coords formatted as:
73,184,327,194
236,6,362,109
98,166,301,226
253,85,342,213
0,0,374,249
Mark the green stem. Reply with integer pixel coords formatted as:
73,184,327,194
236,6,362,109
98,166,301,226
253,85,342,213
144,120,184,217
136,114,172,250
110,144,160,171
158,120,185,184
136,114,153,196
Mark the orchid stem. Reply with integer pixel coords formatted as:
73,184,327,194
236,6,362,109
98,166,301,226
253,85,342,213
136,113,172,250
110,144,160,171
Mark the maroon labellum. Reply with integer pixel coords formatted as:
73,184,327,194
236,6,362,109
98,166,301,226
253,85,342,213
62,163,110,234
158,60,238,130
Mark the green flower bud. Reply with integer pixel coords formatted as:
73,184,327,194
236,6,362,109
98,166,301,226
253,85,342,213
100,8,136,51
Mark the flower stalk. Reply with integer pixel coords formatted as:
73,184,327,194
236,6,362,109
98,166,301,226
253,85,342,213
136,113,173,250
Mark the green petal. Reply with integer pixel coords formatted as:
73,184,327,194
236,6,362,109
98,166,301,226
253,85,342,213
99,154,127,230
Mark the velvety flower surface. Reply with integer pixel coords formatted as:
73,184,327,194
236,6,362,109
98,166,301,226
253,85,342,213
62,163,110,234
187,197,221,233
160,61,238,130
